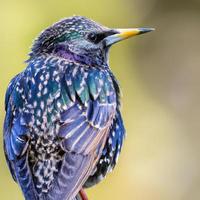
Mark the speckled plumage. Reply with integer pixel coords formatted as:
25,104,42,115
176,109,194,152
4,16,127,200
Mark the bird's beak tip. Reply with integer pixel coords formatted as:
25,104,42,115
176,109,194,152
138,27,155,34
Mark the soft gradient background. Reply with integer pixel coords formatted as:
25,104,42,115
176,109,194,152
1,0,200,199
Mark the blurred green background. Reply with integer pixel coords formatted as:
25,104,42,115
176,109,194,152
1,0,200,199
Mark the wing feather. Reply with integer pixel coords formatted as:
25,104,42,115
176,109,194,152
49,66,117,199
3,73,38,199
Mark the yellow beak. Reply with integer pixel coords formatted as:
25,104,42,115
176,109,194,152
105,28,155,46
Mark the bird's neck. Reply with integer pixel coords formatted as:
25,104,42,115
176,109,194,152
52,45,107,67
28,45,109,68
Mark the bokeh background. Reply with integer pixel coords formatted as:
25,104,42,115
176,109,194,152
1,0,200,199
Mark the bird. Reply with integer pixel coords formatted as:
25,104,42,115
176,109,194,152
3,16,154,200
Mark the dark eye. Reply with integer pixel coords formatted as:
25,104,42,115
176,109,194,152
88,33,99,43
87,32,105,44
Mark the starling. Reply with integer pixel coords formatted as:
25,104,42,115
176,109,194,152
3,16,154,200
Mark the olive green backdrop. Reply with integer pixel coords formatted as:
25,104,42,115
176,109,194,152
1,0,200,199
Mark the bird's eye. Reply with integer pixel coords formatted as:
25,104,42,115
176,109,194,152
88,33,98,43
88,32,105,44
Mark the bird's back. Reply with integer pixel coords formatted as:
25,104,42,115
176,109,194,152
4,55,125,200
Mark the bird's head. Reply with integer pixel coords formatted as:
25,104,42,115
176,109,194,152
30,16,154,66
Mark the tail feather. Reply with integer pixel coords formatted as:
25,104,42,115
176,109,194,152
15,156,38,200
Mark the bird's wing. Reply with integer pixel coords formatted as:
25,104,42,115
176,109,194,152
46,64,117,200
3,73,23,181
3,72,39,199
84,72,125,188
84,109,125,188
